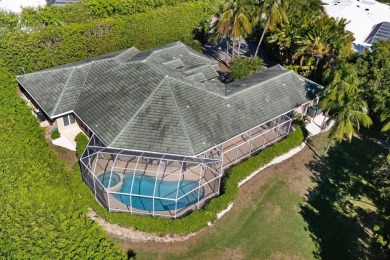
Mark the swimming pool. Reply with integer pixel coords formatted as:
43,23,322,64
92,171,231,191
98,172,120,188
110,173,204,211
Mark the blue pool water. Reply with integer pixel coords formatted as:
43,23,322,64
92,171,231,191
111,173,204,211
98,172,120,187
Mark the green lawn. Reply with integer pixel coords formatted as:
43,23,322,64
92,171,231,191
172,179,315,259
126,133,328,260
121,133,387,259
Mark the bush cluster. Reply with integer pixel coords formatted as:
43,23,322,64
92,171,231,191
91,126,307,235
75,133,89,158
51,127,60,139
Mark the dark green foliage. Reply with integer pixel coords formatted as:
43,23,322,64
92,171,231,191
355,40,390,133
0,65,125,258
265,1,353,80
75,133,89,158
91,126,307,235
372,154,390,255
13,0,202,29
301,137,387,258
51,128,60,139
230,56,264,80
81,0,195,18
0,2,212,74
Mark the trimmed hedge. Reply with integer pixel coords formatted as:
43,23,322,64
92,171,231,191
0,66,125,258
0,2,213,73
75,133,89,158
91,126,307,235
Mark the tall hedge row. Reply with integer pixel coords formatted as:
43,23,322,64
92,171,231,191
91,127,307,235
0,1,212,73
0,65,125,258
0,2,213,257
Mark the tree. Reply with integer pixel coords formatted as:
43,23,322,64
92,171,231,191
294,14,354,79
212,0,253,60
372,154,390,255
253,0,289,57
320,62,372,142
356,40,390,133
230,56,264,80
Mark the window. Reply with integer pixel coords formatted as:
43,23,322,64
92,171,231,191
63,114,75,126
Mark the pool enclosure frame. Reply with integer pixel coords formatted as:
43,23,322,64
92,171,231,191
80,110,295,218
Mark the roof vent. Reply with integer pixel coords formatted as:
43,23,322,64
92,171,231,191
186,105,190,108
282,83,286,86
227,104,231,107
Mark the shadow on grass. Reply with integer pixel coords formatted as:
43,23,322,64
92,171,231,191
301,138,386,259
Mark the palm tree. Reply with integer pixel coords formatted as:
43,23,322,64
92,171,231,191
294,15,354,76
212,0,253,61
253,0,289,58
380,109,390,132
320,62,372,143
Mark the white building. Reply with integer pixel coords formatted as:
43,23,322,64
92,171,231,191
0,0,46,13
323,0,390,52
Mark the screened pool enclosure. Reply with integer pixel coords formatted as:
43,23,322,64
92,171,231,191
81,135,223,218
80,111,294,218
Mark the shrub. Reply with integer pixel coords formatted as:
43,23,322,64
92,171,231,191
230,56,264,80
51,127,60,139
75,133,89,158
90,126,307,235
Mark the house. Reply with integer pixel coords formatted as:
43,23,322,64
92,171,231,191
364,21,390,44
16,42,320,218
322,0,390,52
46,0,78,6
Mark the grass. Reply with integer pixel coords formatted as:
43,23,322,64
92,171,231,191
122,134,330,259
118,133,386,259
301,136,386,259
132,177,316,259
187,181,313,259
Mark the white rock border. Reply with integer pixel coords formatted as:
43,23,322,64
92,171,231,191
238,142,306,187
89,126,332,242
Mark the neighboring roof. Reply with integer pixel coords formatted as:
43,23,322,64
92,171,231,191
47,0,78,6
17,41,317,156
365,21,390,44
322,0,390,50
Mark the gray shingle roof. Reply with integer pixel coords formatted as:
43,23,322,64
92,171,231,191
16,41,317,156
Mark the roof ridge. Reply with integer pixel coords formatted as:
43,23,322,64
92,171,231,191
115,46,140,62
72,63,93,111
225,70,293,98
167,76,225,98
51,67,76,116
110,76,170,145
16,66,74,79
183,44,218,65
166,77,196,156
143,41,183,62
